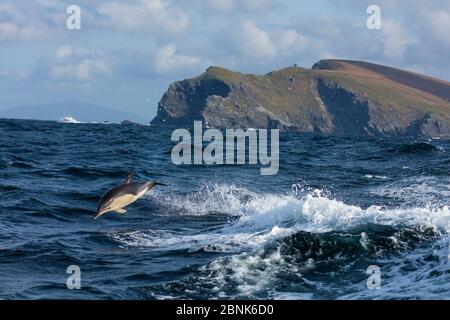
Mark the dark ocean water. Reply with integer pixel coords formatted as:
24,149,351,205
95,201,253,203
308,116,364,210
0,118,449,300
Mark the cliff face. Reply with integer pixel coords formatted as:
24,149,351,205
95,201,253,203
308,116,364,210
151,59,450,137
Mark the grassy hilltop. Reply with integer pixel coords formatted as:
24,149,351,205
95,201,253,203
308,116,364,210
151,59,450,137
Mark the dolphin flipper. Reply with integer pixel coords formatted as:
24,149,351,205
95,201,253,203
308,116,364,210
116,208,127,214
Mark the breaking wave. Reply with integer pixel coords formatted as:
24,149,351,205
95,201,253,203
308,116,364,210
112,184,450,249
110,184,450,299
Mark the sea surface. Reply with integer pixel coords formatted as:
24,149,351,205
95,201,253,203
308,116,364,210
0,118,449,299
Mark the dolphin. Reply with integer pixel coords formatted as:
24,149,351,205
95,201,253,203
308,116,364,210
94,172,167,219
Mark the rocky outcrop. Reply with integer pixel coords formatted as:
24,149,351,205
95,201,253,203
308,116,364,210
405,113,450,137
151,60,450,138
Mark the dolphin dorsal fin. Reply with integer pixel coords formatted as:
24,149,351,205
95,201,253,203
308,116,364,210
124,172,134,184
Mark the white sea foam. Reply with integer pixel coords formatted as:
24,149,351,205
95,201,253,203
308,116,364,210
341,237,450,300
201,247,298,297
151,184,252,216
371,176,450,205
112,184,450,251
110,183,450,298
59,115,81,124
363,174,388,180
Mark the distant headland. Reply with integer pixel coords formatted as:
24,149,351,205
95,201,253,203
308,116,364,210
151,59,450,138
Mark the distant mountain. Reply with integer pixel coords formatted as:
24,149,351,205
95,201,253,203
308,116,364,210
151,59,450,137
0,102,148,123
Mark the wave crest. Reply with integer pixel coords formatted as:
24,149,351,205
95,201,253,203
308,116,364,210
112,184,450,252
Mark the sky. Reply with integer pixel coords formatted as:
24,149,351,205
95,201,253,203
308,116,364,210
0,0,449,119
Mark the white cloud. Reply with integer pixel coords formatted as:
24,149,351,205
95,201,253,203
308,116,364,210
56,46,74,59
0,68,28,80
204,0,277,14
275,29,308,51
155,44,201,74
381,20,416,61
239,21,277,60
0,3,26,24
208,0,235,13
50,60,109,81
0,22,49,41
0,22,18,40
422,10,450,47
33,0,64,9
240,0,275,13
97,0,189,36
18,24,49,40
234,25,307,62
0,2,51,42
48,46,111,81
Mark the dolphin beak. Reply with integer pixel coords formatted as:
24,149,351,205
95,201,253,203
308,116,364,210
94,211,105,219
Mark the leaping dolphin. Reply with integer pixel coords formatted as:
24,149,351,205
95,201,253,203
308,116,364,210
95,172,167,219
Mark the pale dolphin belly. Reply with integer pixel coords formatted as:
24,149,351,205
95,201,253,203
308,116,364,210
110,194,139,210
110,189,148,211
